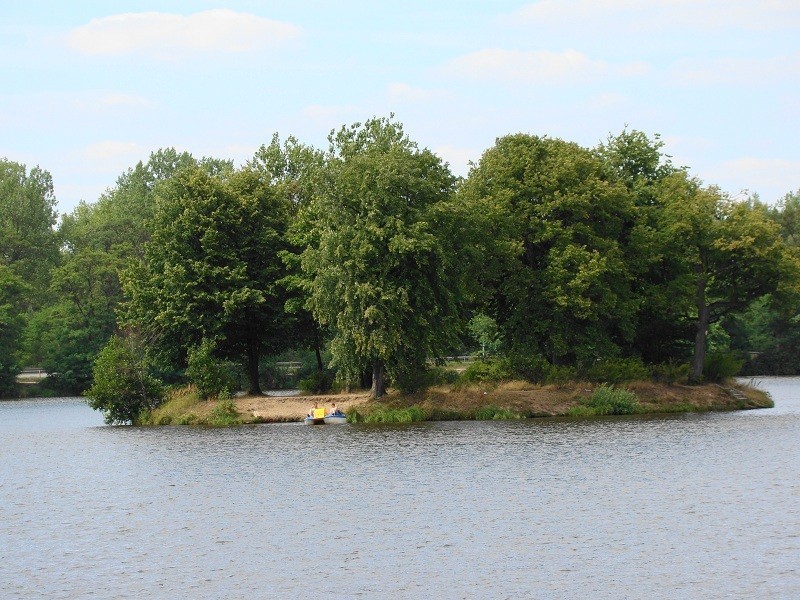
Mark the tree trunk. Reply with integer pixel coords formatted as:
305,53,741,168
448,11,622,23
370,359,386,398
247,333,262,395
690,270,709,383
313,326,324,371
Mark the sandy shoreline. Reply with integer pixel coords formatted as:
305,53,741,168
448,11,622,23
162,380,772,426
234,392,371,422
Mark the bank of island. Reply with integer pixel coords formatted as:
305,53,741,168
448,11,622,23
144,380,772,426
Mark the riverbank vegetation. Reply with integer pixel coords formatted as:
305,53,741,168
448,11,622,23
137,375,772,427
1,117,798,424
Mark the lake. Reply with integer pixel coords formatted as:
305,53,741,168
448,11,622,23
1,377,798,599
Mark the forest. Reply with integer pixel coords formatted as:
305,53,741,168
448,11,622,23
2,116,799,411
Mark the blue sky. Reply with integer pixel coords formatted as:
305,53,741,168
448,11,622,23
2,1,798,215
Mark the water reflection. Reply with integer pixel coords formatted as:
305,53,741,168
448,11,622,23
1,379,798,599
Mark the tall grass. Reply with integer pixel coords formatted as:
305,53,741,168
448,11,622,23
568,385,639,416
474,405,523,420
348,405,428,423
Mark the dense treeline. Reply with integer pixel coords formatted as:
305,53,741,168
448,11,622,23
2,118,799,415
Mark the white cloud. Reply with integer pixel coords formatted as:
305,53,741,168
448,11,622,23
67,10,301,58
669,53,800,85
511,1,800,32
82,140,143,163
387,83,447,103
441,48,648,85
708,157,800,201
70,91,152,112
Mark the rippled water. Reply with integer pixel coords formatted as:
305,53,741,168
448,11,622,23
1,378,799,599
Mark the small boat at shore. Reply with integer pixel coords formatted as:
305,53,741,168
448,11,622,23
323,412,347,424
304,407,347,425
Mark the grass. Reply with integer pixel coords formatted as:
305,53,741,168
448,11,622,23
474,405,523,420
143,385,243,426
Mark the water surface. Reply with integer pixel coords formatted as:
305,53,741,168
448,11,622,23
1,379,798,599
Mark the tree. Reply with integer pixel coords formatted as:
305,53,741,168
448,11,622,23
86,333,164,425
655,173,794,380
122,165,291,394
249,134,327,370
595,129,690,363
0,265,28,396
298,117,463,397
459,134,638,365
21,149,215,393
0,159,60,301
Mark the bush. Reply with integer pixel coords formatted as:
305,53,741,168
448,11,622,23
299,369,335,394
574,384,638,416
543,364,579,385
186,339,238,400
461,358,513,383
507,354,552,383
650,361,690,384
206,391,240,426
85,335,165,425
703,351,744,382
587,357,649,383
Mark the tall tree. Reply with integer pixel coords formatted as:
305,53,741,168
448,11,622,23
249,135,327,370
596,129,690,362
298,117,463,397
459,134,638,365
655,173,794,380
122,165,291,394
0,265,28,396
0,159,60,299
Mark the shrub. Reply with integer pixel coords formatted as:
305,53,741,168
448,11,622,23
577,385,639,416
206,391,240,426
703,351,744,382
85,335,164,425
507,354,552,383
650,361,690,384
543,364,579,385
299,369,335,394
186,339,238,400
587,357,649,383
461,358,512,383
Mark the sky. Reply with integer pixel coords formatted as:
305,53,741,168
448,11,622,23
2,1,799,216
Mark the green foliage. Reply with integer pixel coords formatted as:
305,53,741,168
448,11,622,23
206,392,241,427
298,369,335,394
474,405,522,420
649,361,690,384
459,133,639,365
0,265,28,397
461,358,513,383
571,385,639,416
506,354,552,383
186,339,238,400
122,165,292,394
468,314,502,356
0,159,60,302
542,363,579,385
348,405,428,423
86,334,165,425
586,357,649,383
703,351,744,382
296,116,464,397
